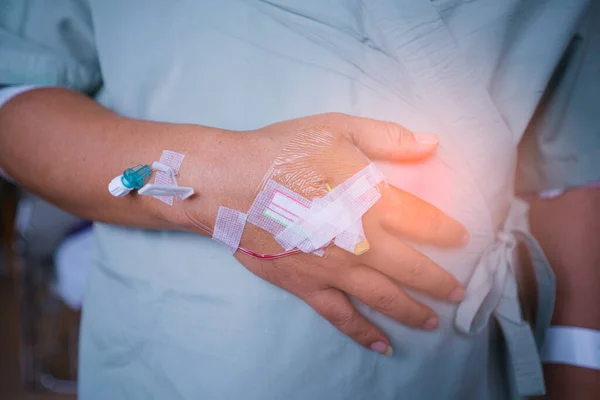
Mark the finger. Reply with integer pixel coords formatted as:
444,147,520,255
339,114,439,161
303,288,393,356
359,229,465,302
336,265,439,329
373,184,469,246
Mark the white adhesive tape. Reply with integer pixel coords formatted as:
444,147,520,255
270,163,384,255
247,180,313,237
212,206,248,254
153,150,186,205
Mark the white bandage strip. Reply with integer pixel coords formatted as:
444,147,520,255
244,163,384,255
154,150,185,205
334,222,366,253
246,180,324,256
212,206,248,254
247,180,313,237
541,326,600,371
141,161,194,200
276,180,380,252
275,163,384,254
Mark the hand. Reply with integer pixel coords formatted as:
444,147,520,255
181,113,469,355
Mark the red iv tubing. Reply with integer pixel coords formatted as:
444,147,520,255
185,210,301,259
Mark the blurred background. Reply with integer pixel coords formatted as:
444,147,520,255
1,179,90,399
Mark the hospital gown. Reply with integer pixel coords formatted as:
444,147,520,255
1,0,599,399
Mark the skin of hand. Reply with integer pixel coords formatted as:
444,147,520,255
0,88,468,356
180,113,470,355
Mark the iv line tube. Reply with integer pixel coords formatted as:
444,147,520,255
184,210,302,259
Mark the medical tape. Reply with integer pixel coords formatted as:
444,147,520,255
246,180,325,256
247,179,313,237
154,150,185,205
327,164,383,254
276,179,380,253
273,163,385,254
334,222,367,254
212,206,248,254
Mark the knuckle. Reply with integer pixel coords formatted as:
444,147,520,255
403,259,427,285
373,291,398,313
382,121,400,144
328,308,357,329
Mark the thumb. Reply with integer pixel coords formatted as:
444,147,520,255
343,115,439,161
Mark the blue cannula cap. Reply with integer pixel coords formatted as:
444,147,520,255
121,164,152,189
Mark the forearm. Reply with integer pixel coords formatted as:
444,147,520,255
0,87,230,230
529,188,600,399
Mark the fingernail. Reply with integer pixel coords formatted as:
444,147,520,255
414,132,439,145
448,287,465,302
370,341,393,356
353,240,370,255
384,345,394,357
422,316,439,330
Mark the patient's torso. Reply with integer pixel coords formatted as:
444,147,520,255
80,1,585,399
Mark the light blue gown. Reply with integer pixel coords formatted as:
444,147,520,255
2,0,599,398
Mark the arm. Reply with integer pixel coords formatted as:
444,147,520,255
530,188,600,399
0,87,469,355
518,3,600,397
0,0,472,358
0,87,224,230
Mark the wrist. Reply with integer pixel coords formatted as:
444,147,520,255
110,119,221,232
172,127,285,237
132,123,256,234
128,123,282,236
